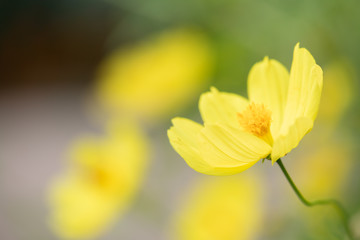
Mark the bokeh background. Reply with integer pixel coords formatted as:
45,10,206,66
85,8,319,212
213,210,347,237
1,0,360,239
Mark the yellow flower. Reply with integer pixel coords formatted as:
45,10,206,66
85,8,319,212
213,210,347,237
170,175,262,240
317,61,355,129
293,142,352,200
97,28,214,121
289,142,353,239
168,43,323,175
48,121,148,239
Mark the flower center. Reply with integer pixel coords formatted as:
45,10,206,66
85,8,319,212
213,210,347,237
93,167,109,187
237,103,272,143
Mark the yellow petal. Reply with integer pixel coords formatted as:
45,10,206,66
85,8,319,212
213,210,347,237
168,117,216,174
247,57,289,136
198,124,272,175
49,175,118,239
271,117,313,163
302,64,323,120
199,87,248,128
168,118,271,175
272,44,323,160
281,43,323,132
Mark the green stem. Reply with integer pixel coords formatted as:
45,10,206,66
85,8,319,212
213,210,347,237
276,158,353,240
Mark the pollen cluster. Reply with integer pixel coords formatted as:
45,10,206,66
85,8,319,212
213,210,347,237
237,103,272,140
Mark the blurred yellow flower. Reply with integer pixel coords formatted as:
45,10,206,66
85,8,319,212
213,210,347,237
97,28,214,121
48,121,149,239
317,61,355,129
290,142,353,239
293,142,352,199
168,43,323,175
171,175,262,240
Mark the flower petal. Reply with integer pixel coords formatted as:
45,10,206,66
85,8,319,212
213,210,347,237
247,57,289,136
199,87,248,128
198,124,272,175
168,117,216,174
281,43,323,134
302,65,323,120
271,117,313,163
271,44,323,160
168,118,272,176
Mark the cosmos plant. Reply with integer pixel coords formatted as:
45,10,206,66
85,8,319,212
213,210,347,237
168,44,354,239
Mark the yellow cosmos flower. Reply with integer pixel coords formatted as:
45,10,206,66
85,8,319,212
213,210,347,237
168,43,323,175
171,175,262,240
97,28,213,121
48,121,148,239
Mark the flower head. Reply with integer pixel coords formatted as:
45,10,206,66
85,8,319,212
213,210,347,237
48,120,148,239
97,28,213,121
168,43,323,175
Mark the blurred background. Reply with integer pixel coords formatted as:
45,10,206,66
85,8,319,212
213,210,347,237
1,0,360,239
